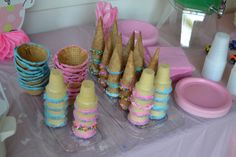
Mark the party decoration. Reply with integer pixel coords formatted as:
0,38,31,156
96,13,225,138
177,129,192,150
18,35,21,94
72,80,98,139
43,69,68,128
54,45,89,105
128,68,155,126
0,30,29,61
96,0,118,37
0,0,35,32
14,43,50,95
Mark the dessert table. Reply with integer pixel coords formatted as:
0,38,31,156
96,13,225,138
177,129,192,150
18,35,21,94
2,12,236,157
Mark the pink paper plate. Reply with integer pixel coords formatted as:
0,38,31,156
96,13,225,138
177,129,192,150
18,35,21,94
174,77,232,118
118,19,158,46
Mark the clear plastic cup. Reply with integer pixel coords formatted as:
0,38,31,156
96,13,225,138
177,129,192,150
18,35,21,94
227,65,236,96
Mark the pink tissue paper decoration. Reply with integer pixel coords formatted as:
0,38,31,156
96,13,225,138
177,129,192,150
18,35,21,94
146,46,195,82
0,30,30,61
96,1,118,37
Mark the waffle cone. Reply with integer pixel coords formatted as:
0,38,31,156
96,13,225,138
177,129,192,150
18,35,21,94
101,31,113,66
120,51,135,87
26,89,44,96
17,44,49,64
107,73,121,84
123,32,135,65
111,19,118,50
120,89,132,98
148,48,159,73
91,17,105,51
58,46,88,66
107,45,122,73
116,33,123,59
107,86,119,94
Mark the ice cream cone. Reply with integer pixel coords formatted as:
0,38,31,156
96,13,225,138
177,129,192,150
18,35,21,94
135,68,155,93
91,17,105,51
107,45,122,74
111,19,118,50
116,33,123,61
137,32,145,60
100,31,113,67
134,36,144,73
123,32,135,65
120,51,135,88
46,68,66,93
155,64,171,85
148,48,159,73
76,80,97,109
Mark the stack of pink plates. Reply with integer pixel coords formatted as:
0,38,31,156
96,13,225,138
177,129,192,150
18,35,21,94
53,45,89,104
174,77,232,118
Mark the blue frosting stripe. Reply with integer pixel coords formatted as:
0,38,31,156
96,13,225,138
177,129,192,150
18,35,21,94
91,58,101,65
106,81,120,89
155,87,172,94
136,67,143,72
105,89,120,98
106,66,123,75
154,96,170,103
149,113,166,120
43,93,68,103
44,118,67,128
152,105,169,111
44,109,68,119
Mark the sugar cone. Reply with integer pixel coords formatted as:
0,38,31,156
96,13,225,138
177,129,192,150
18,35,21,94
135,68,155,92
134,40,144,71
107,45,122,73
137,32,145,59
111,19,118,50
117,33,123,57
123,32,135,65
148,48,160,73
100,31,113,67
91,17,105,51
76,80,97,109
155,64,171,85
120,51,135,87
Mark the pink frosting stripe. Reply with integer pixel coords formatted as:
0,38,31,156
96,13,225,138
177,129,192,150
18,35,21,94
131,99,153,110
73,110,97,122
74,104,97,114
128,106,150,116
132,90,154,100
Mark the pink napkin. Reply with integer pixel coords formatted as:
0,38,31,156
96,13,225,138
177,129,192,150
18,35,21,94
0,30,30,61
146,46,195,82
